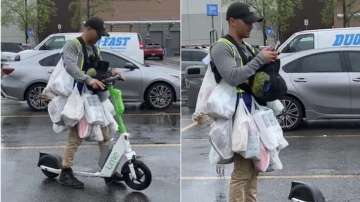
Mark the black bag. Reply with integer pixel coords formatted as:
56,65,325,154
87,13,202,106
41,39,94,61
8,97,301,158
210,35,287,103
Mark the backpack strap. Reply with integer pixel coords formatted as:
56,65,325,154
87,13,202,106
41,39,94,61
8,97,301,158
76,37,100,71
210,36,255,93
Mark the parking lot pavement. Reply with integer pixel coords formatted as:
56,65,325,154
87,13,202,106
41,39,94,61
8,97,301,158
181,107,360,202
1,98,180,202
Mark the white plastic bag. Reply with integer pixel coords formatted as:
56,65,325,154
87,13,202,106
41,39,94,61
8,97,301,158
61,85,84,127
87,125,104,142
206,80,237,119
231,98,250,153
240,121,261,160
48,95,67,124
253,101,284,151
267,149,284,171
44,59,74,97
208,146,221,165
266,100,284,116
193,66,217,120
83,91,106,126
52,123,68,134
209,119,234,164
102,99,115,116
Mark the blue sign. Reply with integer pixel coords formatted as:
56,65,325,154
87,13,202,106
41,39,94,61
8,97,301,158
332,33,360,46
207,4,218,16
265,27,273,37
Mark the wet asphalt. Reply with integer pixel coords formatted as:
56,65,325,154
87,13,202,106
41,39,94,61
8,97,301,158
1,98,180,202
181,107,360,202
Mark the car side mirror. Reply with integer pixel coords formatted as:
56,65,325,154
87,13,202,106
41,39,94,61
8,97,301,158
125,62,137,71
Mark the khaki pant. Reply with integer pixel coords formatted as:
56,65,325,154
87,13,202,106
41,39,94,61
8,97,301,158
229,154,258,202
62,126,110,168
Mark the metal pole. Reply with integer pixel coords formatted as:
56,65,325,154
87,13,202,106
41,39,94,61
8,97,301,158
87,0,90,19
211,16,215,30
25,0,28,43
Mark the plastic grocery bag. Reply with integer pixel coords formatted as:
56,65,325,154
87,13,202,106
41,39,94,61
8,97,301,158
83,91,106,126
266,100,284,116
209,146,221,165
87,125,104,142
254,143,270,172
232,98,250,153
209,119,234,164
207,80,237,119
102,99,115,116
267,149,284,171
61,85,84,127
52,123,68,134
252,101,284,151
78,116,90,139
44,59,74,98
48,95,67,124
240,120,261,160
193,66,217,120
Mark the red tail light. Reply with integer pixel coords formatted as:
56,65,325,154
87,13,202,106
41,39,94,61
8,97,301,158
139,41,144,49
1,65,15,75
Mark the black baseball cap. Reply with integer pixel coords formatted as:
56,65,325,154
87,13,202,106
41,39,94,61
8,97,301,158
84,17,109,37
226,2,263,23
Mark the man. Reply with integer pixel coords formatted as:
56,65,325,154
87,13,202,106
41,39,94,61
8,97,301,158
59,16,122,189
210,2,278,202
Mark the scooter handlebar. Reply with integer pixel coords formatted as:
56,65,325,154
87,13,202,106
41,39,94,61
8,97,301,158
102,75,124,83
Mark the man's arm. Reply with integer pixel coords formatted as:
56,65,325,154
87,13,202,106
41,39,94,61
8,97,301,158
210,42,268,87
62,40,92,84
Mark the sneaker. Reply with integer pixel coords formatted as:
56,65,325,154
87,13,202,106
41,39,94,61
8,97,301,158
59,167,84,189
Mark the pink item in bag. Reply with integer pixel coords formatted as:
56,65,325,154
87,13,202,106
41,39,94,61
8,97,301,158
78,117,90,139
254,143,270,172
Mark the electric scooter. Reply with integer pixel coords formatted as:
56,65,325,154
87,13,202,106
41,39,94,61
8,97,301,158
37,74,152,191
288,181,325,202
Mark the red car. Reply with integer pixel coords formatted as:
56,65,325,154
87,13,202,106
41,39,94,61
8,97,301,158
144,43,165,60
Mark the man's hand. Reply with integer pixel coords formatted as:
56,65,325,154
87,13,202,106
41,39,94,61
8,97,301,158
88,79,105,90
193,114,208,125
111,69,125,81
260,47,278,63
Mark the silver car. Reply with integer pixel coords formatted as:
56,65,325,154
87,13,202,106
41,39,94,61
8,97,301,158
279,47,360,130
1,49,180,110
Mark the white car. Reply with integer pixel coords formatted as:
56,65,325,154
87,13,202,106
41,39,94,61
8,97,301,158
2,49,179,110
16,32,145,64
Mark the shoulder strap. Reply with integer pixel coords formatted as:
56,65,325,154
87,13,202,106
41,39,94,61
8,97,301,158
223,34,255,65
76,37,88,62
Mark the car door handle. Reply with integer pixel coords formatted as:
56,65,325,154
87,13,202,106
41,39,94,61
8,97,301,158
294,78,307,82
352,78,360,82
48,69,53,74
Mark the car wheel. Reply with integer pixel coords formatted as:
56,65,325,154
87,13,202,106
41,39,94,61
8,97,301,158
25,83,48,111
278,96,304,130
145,82,174,109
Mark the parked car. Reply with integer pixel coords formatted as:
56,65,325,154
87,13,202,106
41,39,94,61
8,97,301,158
183,47,360,130
15,32,145,64
180,48,208,107
144,43,164,60
277,27,360,58
1,42,25,62
279,47,360,130
1,49,180,111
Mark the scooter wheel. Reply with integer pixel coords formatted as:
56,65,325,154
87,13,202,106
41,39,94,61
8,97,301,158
38,153,62,179
121,160,152,190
